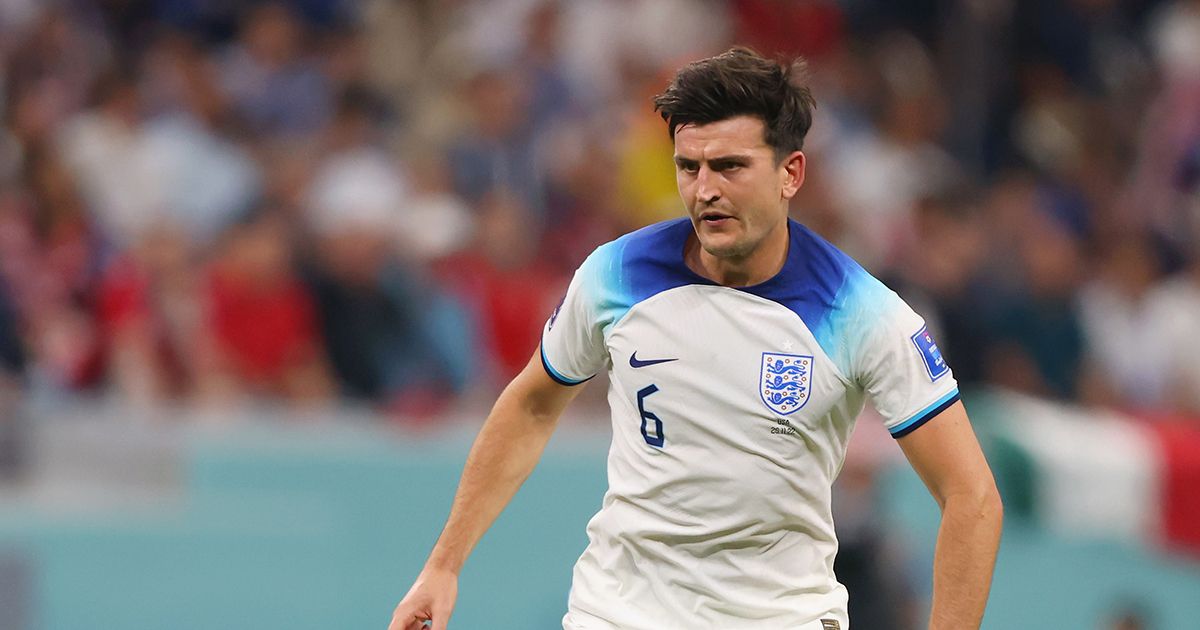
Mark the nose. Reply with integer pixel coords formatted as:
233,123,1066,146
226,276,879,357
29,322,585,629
696,166,721,206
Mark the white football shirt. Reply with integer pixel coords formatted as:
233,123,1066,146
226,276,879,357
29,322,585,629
542,218,959,630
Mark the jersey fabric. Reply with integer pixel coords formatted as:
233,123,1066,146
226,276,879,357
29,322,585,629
542,218,959,630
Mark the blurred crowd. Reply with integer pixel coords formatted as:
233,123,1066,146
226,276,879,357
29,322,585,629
0,0,1198,418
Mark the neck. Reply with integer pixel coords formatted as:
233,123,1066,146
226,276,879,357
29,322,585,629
688,221,790,287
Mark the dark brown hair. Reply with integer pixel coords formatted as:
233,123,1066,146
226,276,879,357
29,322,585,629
653,47,816,162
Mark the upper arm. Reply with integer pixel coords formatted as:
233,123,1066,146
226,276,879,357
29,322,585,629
896,401,999,507
503,343,590,423
849,286,961,439
539,247,609,385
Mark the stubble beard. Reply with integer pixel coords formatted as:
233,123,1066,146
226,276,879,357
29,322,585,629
700,230,758,263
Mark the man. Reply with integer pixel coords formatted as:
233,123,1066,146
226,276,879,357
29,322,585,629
389,48,1002,630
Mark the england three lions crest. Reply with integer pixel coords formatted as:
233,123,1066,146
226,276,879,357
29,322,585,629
760,352,812,415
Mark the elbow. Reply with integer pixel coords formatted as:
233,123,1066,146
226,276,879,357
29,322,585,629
974,480,1004,527
944,479,1004,526
984,483,1004,525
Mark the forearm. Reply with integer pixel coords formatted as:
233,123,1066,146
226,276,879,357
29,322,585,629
928,489,1003,629
426,379,564,574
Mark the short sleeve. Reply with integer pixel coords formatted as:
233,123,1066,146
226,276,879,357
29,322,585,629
855,296,960,438
540,251,608,385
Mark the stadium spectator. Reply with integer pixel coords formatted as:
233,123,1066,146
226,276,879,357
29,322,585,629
304,134,473,412
445,63,546,215
94,222,203,405
1078,233,1174,410
55,69,152,248
0,147,103,392
2,6,111,145
435,190,568,385
731,0,845,61
1143,252,1200,415
612,65,683,230
217,2,332,138
825,31,962,269
201,210,333,405
977,174,1088,400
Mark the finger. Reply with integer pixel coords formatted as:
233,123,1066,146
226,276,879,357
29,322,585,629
388,606,425,630
417,605,439,630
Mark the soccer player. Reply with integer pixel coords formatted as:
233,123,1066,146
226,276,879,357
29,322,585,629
388,48,1002,630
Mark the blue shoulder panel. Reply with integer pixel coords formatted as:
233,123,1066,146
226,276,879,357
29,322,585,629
582,218,701,338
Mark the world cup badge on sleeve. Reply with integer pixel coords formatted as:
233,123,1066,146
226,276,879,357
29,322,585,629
910,325,949,381
760,352,812,415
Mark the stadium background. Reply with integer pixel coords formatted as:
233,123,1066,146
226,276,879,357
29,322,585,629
1,0,1199,628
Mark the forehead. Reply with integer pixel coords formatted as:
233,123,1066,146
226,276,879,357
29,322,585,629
673,116,770,158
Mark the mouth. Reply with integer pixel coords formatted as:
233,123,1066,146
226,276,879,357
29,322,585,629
699,211,735,227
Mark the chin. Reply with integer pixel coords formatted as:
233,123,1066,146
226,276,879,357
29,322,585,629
699,235,750,260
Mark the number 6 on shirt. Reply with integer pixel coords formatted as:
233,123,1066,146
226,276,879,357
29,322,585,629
637,385,665,448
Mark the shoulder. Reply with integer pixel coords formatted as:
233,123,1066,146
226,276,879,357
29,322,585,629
770,222,909,376
564,218,706,333
591,217,693,265
754,221,899,327
578,217,702,295
784,221,869,297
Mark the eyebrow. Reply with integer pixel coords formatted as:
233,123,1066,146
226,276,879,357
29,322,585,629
710,156,750,169
673,154,753,169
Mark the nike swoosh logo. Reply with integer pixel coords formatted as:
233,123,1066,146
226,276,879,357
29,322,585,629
629,352,678,368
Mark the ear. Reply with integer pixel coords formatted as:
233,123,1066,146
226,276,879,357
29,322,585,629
780,151,806,200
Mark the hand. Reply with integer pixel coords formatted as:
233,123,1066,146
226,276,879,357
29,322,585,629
387,567,459,630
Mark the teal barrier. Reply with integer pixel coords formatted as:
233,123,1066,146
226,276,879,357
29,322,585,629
0,425,610,630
